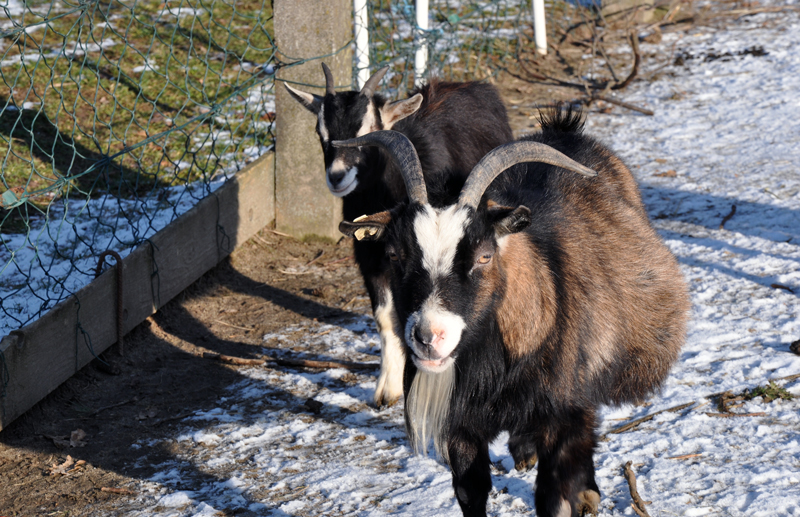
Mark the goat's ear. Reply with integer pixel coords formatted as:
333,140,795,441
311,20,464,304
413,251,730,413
284,83,323,115
380,93,423,129
339,211,392,241
488,204,531,236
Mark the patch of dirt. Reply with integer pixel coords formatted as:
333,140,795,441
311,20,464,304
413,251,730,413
0,231,370,516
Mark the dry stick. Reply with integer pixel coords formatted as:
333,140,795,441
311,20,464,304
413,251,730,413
593,94,654,116
203,352,265,366
706,411,766,418
771,283,795,294
606,401,695,435
268,229,292,238
278,269,314,276
101,487,136,495
266,356,379,371
305,250,325,266
212,319,253,332
203,351,378,371
666,453,703,460
719,204,736,230
88,398,136,417
623,461,652,517
612,31,641,91
324,255,354,266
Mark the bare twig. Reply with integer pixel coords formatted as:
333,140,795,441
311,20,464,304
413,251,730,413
268,229,292,238
88,398,136,417
278,268,314,276
101,487,136,495
593,94,654,115
770,283,795,294
666,453,703,460
623,461,652,517
612,31,641,90
305,250,325,266
606,401,695,435
265,356,379,371
719,204,736,230
203,352,266,366
212,320,253,332
706,412,766,418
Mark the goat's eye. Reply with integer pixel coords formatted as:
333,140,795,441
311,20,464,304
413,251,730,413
476,253,493,265
387,249,399,262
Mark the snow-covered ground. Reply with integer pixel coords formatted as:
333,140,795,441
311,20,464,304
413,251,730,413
108,6,800,517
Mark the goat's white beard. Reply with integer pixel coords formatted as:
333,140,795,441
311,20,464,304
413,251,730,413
406,363,455,462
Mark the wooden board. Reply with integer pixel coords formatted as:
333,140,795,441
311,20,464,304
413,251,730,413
0,152,275,431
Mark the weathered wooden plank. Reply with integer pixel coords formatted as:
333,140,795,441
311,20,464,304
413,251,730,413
0,152,275,431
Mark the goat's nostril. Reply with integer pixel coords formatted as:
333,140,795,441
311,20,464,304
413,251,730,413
328,172,345,187
413,326,432,347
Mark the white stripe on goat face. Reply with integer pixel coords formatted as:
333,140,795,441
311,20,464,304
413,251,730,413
407,205,471,372
414,204,470,281
317,104,329,142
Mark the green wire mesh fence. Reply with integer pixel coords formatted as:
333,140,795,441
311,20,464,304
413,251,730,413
1,0,279,335
0,0,607,337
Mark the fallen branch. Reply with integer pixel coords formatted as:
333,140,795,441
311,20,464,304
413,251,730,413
593,94,654,116
101,487,136,495
666,453,703,460
623,461,651,517
212,320,253,332
268,229,292,238
606,401,695,435
770,283,795,294
719,204,736,230
203,352,265,366
706,411,766,418
266,356,379,371
88,398,136,417
612,31,641,91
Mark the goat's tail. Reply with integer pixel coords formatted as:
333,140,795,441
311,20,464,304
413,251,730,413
539,103,585,135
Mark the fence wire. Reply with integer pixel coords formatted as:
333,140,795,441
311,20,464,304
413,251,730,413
1,0,611,337
1,0,279,335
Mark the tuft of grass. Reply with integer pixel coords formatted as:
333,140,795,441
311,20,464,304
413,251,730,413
743,381,794,403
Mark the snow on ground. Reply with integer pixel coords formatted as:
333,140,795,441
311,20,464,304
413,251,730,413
110,7,800,517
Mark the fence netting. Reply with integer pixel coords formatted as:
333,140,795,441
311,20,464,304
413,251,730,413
1,0,613,337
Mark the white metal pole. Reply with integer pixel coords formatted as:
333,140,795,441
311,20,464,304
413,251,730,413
414,0,429,86
532,0,547,56
354,0,370,89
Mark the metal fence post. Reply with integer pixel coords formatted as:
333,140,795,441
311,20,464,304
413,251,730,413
274,0,353,240
414,0,429,86
532,0,547,56
354,0,370,89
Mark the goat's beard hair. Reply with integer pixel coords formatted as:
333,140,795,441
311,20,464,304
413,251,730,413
406,363,455,462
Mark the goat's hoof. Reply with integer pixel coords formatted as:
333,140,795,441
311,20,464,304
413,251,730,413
513,453,537,472
577,489,600,516
373,390,401,409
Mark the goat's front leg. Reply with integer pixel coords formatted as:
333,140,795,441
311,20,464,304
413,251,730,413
369,277,405,407
448,430,492,517
534,409,600,517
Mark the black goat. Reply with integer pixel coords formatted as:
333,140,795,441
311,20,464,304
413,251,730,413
284,64,513,406
336,110,690,517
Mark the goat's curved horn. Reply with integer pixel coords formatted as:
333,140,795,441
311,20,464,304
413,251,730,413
332,130,427,205
458,142,597,209
321,63,336,96
360,66,389,98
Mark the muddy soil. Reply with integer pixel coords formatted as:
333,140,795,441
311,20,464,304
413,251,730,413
0,1,741,514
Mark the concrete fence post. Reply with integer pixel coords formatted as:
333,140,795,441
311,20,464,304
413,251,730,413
274,0,353,240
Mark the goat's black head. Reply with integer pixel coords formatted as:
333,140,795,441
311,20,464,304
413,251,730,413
337,131,596,373
284,63,424,197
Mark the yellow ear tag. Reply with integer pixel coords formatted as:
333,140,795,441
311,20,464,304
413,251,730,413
354,227,377,241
